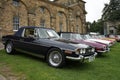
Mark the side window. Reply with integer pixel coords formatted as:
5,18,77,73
34,29,39,38
24,28,35,38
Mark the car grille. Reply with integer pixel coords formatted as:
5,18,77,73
86,48,93,53
105,45,109,50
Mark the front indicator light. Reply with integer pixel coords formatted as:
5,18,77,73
80,49,83,54
65,50,72,54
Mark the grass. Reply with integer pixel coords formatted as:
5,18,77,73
0,43,120,80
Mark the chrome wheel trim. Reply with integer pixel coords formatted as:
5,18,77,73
6,43,12,53
49,51,62,67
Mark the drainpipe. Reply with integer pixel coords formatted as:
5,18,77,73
0,27,2,39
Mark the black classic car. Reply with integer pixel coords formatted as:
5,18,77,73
2,26,97,67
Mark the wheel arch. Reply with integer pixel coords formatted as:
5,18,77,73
5,39,12,47
46,46,66,68
45,46,65,60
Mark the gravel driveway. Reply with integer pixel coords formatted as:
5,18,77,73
0,75,6,80
0,42,4,50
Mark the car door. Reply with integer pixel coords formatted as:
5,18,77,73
20,28,47,57
19,28,38,52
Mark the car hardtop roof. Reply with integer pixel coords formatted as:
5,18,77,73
19,26,54,30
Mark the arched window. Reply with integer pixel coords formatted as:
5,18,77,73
59,23,63,32
57,11,67,32
40,19,45,27
76,16,79,32
58,12,63,17
13,16,19,31
40,7,45,13
13,0,20,6
76,25,79,32
58,12,63,32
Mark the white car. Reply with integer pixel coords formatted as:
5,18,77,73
83,35,112,47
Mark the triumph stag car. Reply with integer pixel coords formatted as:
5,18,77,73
2,27,97,68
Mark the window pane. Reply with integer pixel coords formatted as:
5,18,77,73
59,23,63,32
13,16,19,31
40,7,45,13
40,19,45,27
13,0,19,6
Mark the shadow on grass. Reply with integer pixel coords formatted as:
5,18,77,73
63,59,95,71
96,51,111,58
15,51,46,63
96,54,108,58
16,51,94,70
1,50,96,70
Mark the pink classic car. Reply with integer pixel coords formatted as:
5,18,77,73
59,32,110,55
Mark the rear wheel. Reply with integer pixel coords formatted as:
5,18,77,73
47,48,65,68
5,42,15,54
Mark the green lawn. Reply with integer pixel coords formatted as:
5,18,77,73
0,43,120,80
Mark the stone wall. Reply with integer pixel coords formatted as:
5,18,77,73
0,0,86,37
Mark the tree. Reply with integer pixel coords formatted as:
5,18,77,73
115,24,120,34
88,20,104,34
105,0,120,21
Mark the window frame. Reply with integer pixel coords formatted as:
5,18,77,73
13,16,20,32
59,23,63,32
40,7,45,13
40,19,46,27
13,0,20,6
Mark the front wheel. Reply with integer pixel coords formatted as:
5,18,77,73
47,48,65,68
5,42,15,54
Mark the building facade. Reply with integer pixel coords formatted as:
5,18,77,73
0,0,87,37
102,0,120,35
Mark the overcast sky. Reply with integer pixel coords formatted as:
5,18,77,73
84,0,110,22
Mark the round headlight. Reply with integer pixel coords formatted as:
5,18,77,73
80,49,83,54
83,49,86,54
104,46,106,50
76,51,79,55
91,48,95,52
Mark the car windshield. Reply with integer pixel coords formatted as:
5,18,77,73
61,33,71,39
109,35,115,38
84,35,92,39
99,35,105,38
38,28,60,39
71,34,83,40
91,35,99,39
117,35,120,38
61,33,83,40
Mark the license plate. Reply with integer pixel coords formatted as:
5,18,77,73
89,56,95,62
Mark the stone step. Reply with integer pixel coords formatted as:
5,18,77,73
0,75,6,80
0,42,4,50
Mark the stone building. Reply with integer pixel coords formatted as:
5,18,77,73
102,0,120,35
0,0,87,37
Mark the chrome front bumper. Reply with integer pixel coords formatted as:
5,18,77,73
97,48,110,53
66,52,97,62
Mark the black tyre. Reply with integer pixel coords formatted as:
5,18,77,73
47,48,65,68
5,41,15,54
